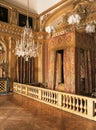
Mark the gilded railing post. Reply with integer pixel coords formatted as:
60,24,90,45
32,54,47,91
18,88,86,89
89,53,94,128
57,93,62,107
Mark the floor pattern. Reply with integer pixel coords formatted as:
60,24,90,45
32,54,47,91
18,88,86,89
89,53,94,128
0,94,96,130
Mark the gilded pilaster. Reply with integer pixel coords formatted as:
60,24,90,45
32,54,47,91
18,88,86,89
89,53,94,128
38,43,43,82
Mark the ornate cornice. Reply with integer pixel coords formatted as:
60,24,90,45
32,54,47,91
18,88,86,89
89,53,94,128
41,0,96,35
0,21,48,44
39,0,71,16
0,0,38,17
0,22,23,37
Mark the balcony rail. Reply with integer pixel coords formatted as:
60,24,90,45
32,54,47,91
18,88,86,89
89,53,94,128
13,82,96,121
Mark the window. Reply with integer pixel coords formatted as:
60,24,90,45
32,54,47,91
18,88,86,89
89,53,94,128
0,6,8,23
18,13,33,28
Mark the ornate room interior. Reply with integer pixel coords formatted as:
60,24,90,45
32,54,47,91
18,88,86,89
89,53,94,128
0,0,96,129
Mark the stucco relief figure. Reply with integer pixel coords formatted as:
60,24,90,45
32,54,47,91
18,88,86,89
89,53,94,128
0,43,8,77
11,9,17,25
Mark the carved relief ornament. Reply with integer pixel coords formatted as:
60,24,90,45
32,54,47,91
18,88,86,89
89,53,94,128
48,31,75,50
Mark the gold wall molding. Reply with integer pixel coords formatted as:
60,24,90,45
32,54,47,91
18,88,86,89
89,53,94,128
0,21,48,43
0,22,22,37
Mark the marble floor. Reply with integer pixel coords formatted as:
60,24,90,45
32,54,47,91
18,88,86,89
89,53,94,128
0,94,96,130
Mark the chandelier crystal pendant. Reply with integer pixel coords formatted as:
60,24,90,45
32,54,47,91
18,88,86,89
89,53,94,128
15,0,39,61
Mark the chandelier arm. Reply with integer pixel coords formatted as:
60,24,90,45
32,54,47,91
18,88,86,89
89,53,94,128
26,0,29,28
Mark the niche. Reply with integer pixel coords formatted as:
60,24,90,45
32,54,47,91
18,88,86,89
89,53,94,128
55,49,64,87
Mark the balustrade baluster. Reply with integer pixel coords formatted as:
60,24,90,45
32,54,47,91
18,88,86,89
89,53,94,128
16,84,17,92
44,91,45,100
79,99,82,111
53,93,55,104
85,99,87,114
78,99,81,112
48,92,50,102
80,99,83,113
73,97,76,111
75,98,77,111
55,93,57,104
65,95,67,108
71,97,73,110
20,85,22,93
45,91,47,101
17,85,19,92
77,98,79,111
49,92,50,102
66,95,69,108
82,99,85,113
63,95,66,107
44,91,46,101
51,92,53,103
46,92,48,101
42,91,44,100
69,96,71,109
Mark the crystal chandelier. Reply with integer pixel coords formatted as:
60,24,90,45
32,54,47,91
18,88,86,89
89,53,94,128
15,0,39,61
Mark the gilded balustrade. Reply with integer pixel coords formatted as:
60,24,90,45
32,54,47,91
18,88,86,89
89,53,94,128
13,82,96,121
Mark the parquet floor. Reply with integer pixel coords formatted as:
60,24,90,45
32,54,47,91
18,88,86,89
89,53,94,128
0,94,96,130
